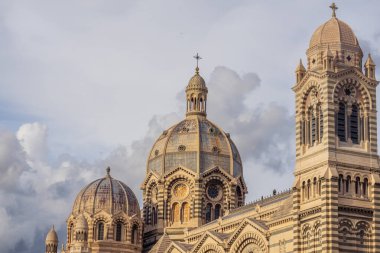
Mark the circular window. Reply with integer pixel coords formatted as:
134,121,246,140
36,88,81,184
178,145,186,152
173,183,189,199
207,184,222,201
154,150,159,156
212,146,219,154
343,85,356,98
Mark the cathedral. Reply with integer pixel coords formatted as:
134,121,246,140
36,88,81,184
45,4,380,253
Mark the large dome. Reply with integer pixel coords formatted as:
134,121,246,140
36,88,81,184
147,117,242,177
309,17,359,49
72,168,140,216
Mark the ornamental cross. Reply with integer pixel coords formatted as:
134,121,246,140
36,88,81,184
193,53,202,68
330,2,338,17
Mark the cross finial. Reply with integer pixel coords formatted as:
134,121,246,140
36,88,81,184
193,53,202,74
330,2,338,17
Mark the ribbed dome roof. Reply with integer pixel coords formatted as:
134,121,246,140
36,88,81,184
46,226,58,243
309,17,359,49
72,169,140,216
147,117,242,177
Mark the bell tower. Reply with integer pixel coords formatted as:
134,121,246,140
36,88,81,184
292,3,380,252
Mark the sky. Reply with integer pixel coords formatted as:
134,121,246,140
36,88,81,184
1,0,380,252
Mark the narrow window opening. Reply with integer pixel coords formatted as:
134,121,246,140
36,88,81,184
116,222,122,241
214,204,221,219
351,104,359,144
337,102,346,141
205,203,212,223
97,222,104,241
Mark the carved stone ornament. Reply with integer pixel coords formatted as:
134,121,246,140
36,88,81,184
173,183,189,200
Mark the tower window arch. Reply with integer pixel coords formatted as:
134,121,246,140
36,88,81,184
337,102,346,141
350,103,359,144
335,83,367,145
302,181,306,201
346,176,351,193
300,87,323,147
338,174,344,193
363,178,369,197
355,177,360,195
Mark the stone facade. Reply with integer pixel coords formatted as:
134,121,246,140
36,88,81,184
45,4,380,253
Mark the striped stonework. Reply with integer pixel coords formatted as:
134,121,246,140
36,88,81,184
292,186,301,252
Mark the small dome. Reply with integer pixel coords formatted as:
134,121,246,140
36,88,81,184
309,17,359,49
46,226,58,243
75,215,88,230
186,68,207,92
147,117,242,177
72,169,140,216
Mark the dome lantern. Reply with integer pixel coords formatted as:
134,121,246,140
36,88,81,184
186,53,208,117
45,226,58,253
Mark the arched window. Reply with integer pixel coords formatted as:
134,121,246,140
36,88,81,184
115,222,122,241
350,104,359,144
307,180,311,199
311,109,316,144
145,206,150,224
131,224,138,244
302,181,306,201
181,202,190,223
214,204,221,219
97,222,104,241
346,176,351,193
236,186,243,207
172,203,180,223
338,174,343,193
337,102,346,141
205,203,212,223
307,108,315,145
319,105,323,142
355,177,360,196
363,178,369,197
313,177,317,197
151,207,157,225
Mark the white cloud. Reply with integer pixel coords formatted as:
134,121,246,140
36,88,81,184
1,1,380,252
16,122,48,163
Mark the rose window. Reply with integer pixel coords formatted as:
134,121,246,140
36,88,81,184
207,184,222,201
